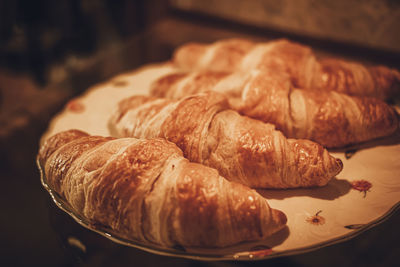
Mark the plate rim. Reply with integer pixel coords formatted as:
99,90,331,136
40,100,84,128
38,158,400,261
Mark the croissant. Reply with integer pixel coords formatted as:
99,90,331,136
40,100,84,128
38,129,287,248
150,70,399,148
172,38,400,100
109,92,343,189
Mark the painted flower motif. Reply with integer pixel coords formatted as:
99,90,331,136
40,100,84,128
306,210,325,225
351,180,372,198
66,99,85,113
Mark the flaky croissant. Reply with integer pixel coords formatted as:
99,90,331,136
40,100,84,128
38,129,287,248
150,70,399,148
109,92,342,189
172,38,400,100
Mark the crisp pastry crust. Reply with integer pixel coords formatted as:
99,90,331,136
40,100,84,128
38,129,287,248
173,38,400,100
109,92,343,188
149,70,399,148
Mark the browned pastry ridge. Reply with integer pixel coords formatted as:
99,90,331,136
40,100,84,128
38,129,287,248
150,70,399,148
172,38,400,100
109,92,343,189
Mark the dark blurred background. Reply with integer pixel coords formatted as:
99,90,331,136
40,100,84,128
0,0,399,266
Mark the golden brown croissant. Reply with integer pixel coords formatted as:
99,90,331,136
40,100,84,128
109,92,343,189
150,70,399,148
172,38,400,100
38,129,287,248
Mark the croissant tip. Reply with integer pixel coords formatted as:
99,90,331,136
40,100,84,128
273,209,288,225
392,68,400,81
336,158,344,173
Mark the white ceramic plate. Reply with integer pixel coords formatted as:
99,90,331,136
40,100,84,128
40,63,400,261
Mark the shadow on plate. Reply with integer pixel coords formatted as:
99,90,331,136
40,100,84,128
329,128,400,159
258,177,352,200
